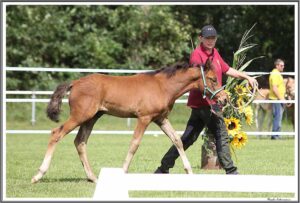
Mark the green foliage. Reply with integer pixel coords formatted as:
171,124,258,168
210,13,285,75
224,25,263,119
171,5,294,72
110,6,192,69
6,5,192,90
6,5,294,90
226,24,263,90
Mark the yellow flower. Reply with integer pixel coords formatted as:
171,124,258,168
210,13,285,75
224,117,241,136
231,131,248,149
237,97,244,107
234,85,247,96
231,135,240,148
237,97,245,113
247,84,252,91
224,89,231,98
244,106,253,125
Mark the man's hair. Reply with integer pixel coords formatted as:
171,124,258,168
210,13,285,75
274,58,284,67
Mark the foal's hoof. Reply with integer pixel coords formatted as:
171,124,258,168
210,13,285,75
184,168,193,174
87,177,97,183
31,176,39,184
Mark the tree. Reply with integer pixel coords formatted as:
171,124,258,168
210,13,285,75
6,5,192,90
6,5,295,90
171,5,294,73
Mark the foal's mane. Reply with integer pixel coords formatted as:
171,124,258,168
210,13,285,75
145,62,192,78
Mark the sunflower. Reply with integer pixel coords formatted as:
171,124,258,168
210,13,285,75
224,117,241,136
244,106,254,125
237,97,244,106
231,131,248,149
234,85,247,96
236,97,245,113
224,89,231,98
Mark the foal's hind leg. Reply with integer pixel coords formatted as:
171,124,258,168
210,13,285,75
123,117,151,173
156,118,193,174
31,117,79,183
74,113,102,183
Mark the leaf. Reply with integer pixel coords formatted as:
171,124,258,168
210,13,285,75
234,44,257,57
237,56,265,72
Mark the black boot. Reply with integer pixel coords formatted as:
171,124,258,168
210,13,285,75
226,170,239,175
154,167,169,174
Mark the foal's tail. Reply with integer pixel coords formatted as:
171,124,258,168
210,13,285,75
47,82,72,122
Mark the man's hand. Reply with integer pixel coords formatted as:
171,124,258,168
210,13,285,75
226,68,258,88
247,76,258,88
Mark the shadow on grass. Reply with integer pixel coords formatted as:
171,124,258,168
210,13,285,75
42,177,94,183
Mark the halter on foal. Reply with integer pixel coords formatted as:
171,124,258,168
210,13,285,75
32,58,227,183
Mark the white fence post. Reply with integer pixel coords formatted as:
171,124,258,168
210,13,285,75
127,118,131,128
93,168,297,200
31,91,36,126
93,168,129,200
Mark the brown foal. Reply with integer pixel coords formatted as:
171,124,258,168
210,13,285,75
31,59,227,183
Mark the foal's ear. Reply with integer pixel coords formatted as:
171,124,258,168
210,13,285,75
204,58,212,71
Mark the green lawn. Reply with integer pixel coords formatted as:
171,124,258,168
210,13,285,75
6,102,295,132
6,134,295,199
5,102,296,199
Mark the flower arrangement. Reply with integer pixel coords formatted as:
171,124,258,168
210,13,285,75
223,24,263,150
223,90,252,149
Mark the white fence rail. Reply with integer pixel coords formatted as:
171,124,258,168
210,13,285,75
93,168,297,200
5,67,296,75
6,91,54,95
5,130,295,136
5,94,296,134
6,67,152,73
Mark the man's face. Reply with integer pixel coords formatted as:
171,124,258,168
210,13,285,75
276,62,285,72
200,36,217,50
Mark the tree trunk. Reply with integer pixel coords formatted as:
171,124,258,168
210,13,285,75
201,132,222,170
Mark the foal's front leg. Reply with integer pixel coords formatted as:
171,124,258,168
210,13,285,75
123,117,151,173
157,118,193,174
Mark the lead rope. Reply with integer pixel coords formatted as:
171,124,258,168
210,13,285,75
225,81,264,111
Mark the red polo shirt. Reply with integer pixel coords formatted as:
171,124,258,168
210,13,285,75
187,44,230,108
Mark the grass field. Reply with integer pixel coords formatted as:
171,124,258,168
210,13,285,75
5,102,296,199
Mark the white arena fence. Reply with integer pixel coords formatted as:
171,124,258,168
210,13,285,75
5,67,296,137
93,168,297,200
5,66,297,76
5,91,296,137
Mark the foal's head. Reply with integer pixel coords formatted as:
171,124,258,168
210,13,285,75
198,58,228,105
285,77,295,100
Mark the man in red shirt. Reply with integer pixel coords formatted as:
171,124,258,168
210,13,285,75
155,25,257,174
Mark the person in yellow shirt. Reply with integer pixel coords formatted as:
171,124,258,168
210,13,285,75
269,59,286,140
